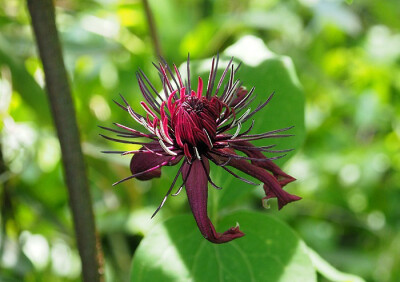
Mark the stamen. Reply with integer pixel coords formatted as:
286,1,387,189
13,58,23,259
215,57,234,96
237,108,251,123
99,134,149,145
121,150,165,157
113,99,128,112
137,73,161,111
159,118,173,145
140,102,157,119
200,158,222,190
241,91,275,123
197,77,203,98
203,129,213,148
187,53,191,93
206,56,215,98
172,160,193,196
140,117,155,133
158,63,174,92
172,186,184,196
268,154,287,161
127,106,143,124
159,139,177,156
151,161,185,218
112,156,178,186
159,57,180,90
194,147,201,160
223,80,240,104
138,69,163,101
155,128,163,141
208,156,258,186
235,120,255,138
233,87,255,110
231,122,242,139
113,123,157,138
174,64,184,88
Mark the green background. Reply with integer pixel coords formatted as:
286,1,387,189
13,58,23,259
0,0,399,281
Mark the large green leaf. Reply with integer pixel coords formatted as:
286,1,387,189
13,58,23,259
130,211,316,282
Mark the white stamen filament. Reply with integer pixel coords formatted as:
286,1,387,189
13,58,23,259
127,106,142,124
203,129,213,148
237,108,251,123
231,122,242,139
172,185,184,196
155,128,163,141
159,119,174,144
194,147,201,160
223,80,240,104
159,139,177,156
140,117,155,134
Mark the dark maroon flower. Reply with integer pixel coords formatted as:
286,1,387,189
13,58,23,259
101,55,301,244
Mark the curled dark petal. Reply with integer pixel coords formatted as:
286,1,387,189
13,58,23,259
183,159,245,243
212,150,300,209
231,140,296,186
130,142,182,181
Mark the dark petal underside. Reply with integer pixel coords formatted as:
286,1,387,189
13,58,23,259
211,148,301,209
130,142,181,180
183,159,244,244
231,140,296,186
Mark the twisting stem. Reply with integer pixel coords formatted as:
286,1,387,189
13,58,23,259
26,1,103,281
142,0,163,58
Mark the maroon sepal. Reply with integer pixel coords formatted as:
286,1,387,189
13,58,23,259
130,142,182,180
212,148,301,209
233,140,296,186
183,159,245,243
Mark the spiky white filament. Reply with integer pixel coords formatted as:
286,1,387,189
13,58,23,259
159,139,177,156
159,119,174,144
231,122,242,139
203,129,213,148
237,108,251,124
194,147,201,160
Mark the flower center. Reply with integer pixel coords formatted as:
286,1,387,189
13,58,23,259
172,96,221,155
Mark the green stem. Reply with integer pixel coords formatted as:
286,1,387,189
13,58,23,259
142,0,163,58
26,1,103,281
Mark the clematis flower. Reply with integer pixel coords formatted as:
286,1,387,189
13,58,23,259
101,55,301,244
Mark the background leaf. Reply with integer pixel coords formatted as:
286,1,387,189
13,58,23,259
130,211,316,282
306,247,365,282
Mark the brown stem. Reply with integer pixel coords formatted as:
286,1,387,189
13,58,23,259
142,0,163,58
26,1,103,281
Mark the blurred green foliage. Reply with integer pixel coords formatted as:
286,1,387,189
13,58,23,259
0,0,399,281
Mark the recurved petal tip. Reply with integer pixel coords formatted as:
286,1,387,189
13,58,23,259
183,159,245,244
207,226,245,244
263,184,302,210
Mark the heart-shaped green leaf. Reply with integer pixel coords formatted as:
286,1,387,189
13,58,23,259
130,211,316,282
